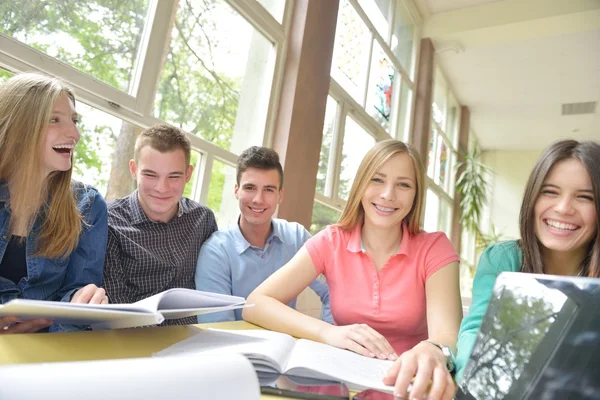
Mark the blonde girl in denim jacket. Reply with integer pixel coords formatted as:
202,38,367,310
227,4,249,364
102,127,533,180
0,73,108,333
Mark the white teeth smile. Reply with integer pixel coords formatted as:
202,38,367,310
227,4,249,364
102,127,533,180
546,220,579,231
374,204,395,212
250,208,267,213
52,144,75,149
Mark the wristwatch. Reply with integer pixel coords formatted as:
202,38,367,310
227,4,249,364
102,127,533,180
423,340,455,372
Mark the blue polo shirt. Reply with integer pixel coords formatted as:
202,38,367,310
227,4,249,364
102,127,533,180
195,218,332,323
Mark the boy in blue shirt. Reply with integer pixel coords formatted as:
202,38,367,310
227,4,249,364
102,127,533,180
195,146,332,323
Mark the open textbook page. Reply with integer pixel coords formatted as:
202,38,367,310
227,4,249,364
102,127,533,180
155,328,394,392
0,288,247,330
0,353,260,400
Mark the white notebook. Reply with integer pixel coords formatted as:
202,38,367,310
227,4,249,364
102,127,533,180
0,353,260,400
0,288,248,329
155,328,395,393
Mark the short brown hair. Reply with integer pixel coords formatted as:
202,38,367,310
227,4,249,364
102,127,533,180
519,139,600,277
134,124,192,165
236,146,284,189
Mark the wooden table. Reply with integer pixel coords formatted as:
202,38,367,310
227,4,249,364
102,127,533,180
0,321,287,399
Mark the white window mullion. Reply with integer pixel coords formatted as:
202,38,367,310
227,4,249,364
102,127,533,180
327,101,346,199
197,153,214,206
131,0,179,116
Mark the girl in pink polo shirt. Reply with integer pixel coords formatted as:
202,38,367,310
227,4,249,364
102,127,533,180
244,140,461,400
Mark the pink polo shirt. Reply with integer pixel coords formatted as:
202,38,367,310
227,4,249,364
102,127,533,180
305,223,459,355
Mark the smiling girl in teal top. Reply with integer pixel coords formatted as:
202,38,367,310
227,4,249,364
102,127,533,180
455,139,600,380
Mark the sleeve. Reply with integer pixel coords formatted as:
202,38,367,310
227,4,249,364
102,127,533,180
308,277,333,323
102,229,130,304
424,232,460,280
304,226,335,276
56,189,108,303
51,189,108,332
454,243,507,381
195,239,235,323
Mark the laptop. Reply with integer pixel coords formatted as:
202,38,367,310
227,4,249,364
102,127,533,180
456,272,600,400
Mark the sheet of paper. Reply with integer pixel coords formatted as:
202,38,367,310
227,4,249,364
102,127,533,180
0,353,260,400
154,328,296,374
285,338,395,393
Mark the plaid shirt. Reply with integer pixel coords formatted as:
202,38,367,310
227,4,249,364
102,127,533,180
102,190,217,325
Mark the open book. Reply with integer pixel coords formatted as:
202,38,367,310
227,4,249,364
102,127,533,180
154,329,395,393
0,289,247,330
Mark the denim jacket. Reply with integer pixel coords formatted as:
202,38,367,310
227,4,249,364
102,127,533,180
0,180,108,332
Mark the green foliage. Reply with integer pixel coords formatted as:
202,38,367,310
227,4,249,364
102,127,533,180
454,144,505,249
206,161,227,215
154,0,240,150
455,145,491,233
310,201,341,235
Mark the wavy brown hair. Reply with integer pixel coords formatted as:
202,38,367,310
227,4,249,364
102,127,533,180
0,73,82,259
337,139,425,235
519,140,600,277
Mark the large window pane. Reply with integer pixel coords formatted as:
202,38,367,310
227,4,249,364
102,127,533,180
339,117,375,200
72,103,130,197
310,201,341,235
433,68,447,127
366,41,395,132
316,96,339,196
391,0,415,76
0,1,150,93
256,0,286,23
331,0,371,104
446,94,460,148
155,0,275,152
357,0,392,40
0,68,13,83
424,189,439,233
434,137,448,186
397,81,412,142
206,160,238,227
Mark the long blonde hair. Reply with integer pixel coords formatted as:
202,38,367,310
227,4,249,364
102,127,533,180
0,73,82,259
337,139,425,235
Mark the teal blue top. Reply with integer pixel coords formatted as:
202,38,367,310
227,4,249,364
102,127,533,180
455,240,522,381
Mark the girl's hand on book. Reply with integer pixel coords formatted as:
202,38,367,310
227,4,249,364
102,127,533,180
0,316,53,334
71,284,108,304
382,341,455,400
320,324,398,360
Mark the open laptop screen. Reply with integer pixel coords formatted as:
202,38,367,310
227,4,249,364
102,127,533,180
456,272,600,400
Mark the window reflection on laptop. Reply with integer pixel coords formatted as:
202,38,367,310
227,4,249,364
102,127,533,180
456,272,600,400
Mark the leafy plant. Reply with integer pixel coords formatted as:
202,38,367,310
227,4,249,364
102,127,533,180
455,144,503,250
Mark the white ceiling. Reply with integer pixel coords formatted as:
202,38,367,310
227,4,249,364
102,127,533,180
424,0,502,14
416,0,600,150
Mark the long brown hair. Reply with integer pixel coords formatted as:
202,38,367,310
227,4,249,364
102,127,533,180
0,73,82,259
337,139,425,235
519,140,600,277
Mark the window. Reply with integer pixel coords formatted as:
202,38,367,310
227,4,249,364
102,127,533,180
1,0,289,213
314,0,418,221
310,201,341,235
339,116,376,200
424,66,460,239
0,1,151,93
155,0,276,153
